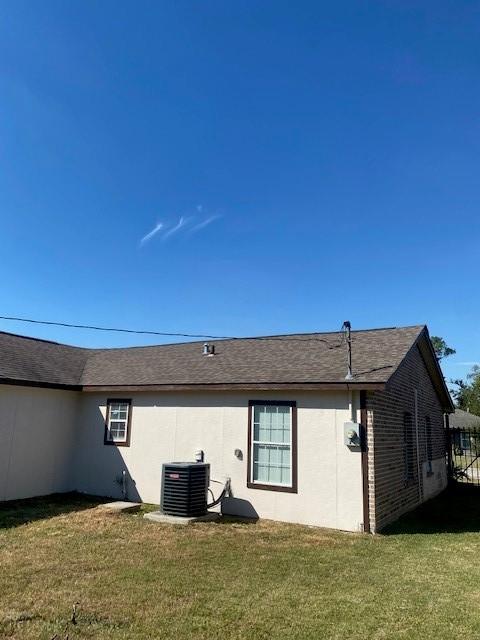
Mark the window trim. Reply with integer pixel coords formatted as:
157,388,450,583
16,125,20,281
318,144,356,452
247,400,297,493
104,399,132,447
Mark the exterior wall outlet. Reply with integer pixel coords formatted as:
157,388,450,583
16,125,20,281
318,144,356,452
344,422,361,448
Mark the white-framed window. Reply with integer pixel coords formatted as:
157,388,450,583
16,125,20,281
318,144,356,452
105,399,131,446
248,401,297,492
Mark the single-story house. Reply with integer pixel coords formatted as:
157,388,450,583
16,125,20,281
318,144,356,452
450,408,480,430
0,324,453,532
450,408,480,453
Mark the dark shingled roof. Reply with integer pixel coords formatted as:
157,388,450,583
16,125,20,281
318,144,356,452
0,331,89,387
0,325,426,389
450,409,480,429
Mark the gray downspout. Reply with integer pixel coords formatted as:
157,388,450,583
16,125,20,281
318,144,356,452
414,390,423,502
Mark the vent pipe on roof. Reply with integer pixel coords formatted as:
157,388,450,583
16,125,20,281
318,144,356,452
203,343,215,356
343,321,353,381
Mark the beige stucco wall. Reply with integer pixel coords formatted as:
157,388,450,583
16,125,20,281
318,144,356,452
0,384,79,501
73,390,365,531
422,457,448,501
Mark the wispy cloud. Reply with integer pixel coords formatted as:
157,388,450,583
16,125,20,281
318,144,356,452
139,209,222,248
139,222,164,246
453,361,480,367
189,215,221,234
163,216,190,240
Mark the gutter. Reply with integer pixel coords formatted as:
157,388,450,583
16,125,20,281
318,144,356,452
0,377,81,391
81,382,387,393
0,378,388,394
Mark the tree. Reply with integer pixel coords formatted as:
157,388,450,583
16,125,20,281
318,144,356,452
431,336,456,361
451,366,480,416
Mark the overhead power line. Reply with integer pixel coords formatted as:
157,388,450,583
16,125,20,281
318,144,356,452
0,315,233,340
0,314,346,348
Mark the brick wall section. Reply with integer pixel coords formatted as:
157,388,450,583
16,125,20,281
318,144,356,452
366,344,447,532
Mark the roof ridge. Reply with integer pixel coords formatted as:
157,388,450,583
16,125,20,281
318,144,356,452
70,325,427,352
0,324,425,351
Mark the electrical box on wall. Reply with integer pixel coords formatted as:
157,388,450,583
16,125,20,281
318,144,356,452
344,421,361,448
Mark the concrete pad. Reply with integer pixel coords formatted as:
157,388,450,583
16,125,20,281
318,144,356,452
143,510,221,525
101,501,142,513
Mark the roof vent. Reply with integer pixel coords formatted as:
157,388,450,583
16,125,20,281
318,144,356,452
203,343,215,356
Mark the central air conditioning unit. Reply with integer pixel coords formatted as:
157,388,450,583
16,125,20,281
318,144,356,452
161,462,210,517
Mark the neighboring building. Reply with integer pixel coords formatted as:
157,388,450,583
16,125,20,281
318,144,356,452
450,408,480,430
450,408,480,453
0,325,453,532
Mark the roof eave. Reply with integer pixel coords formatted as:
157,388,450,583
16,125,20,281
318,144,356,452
384,326,454,413
0,377,82,392
81,381,387,393
416,328,455,413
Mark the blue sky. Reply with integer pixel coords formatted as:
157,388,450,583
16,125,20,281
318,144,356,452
0,1,478,383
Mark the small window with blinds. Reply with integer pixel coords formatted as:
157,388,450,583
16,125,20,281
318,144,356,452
104,399,132,446
247,401,297,493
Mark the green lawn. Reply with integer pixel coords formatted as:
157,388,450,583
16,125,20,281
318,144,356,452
1,486,480,640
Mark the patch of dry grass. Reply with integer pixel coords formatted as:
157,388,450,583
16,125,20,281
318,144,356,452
1,488,480,639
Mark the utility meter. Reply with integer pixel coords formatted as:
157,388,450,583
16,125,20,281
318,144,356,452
344,422,361,448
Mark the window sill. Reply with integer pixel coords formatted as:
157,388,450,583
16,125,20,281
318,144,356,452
104,440,130,447
247,481,297,494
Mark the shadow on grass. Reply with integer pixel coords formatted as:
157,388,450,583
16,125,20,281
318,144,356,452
383,483,480,535
216,515,258,525
0,492,107,530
